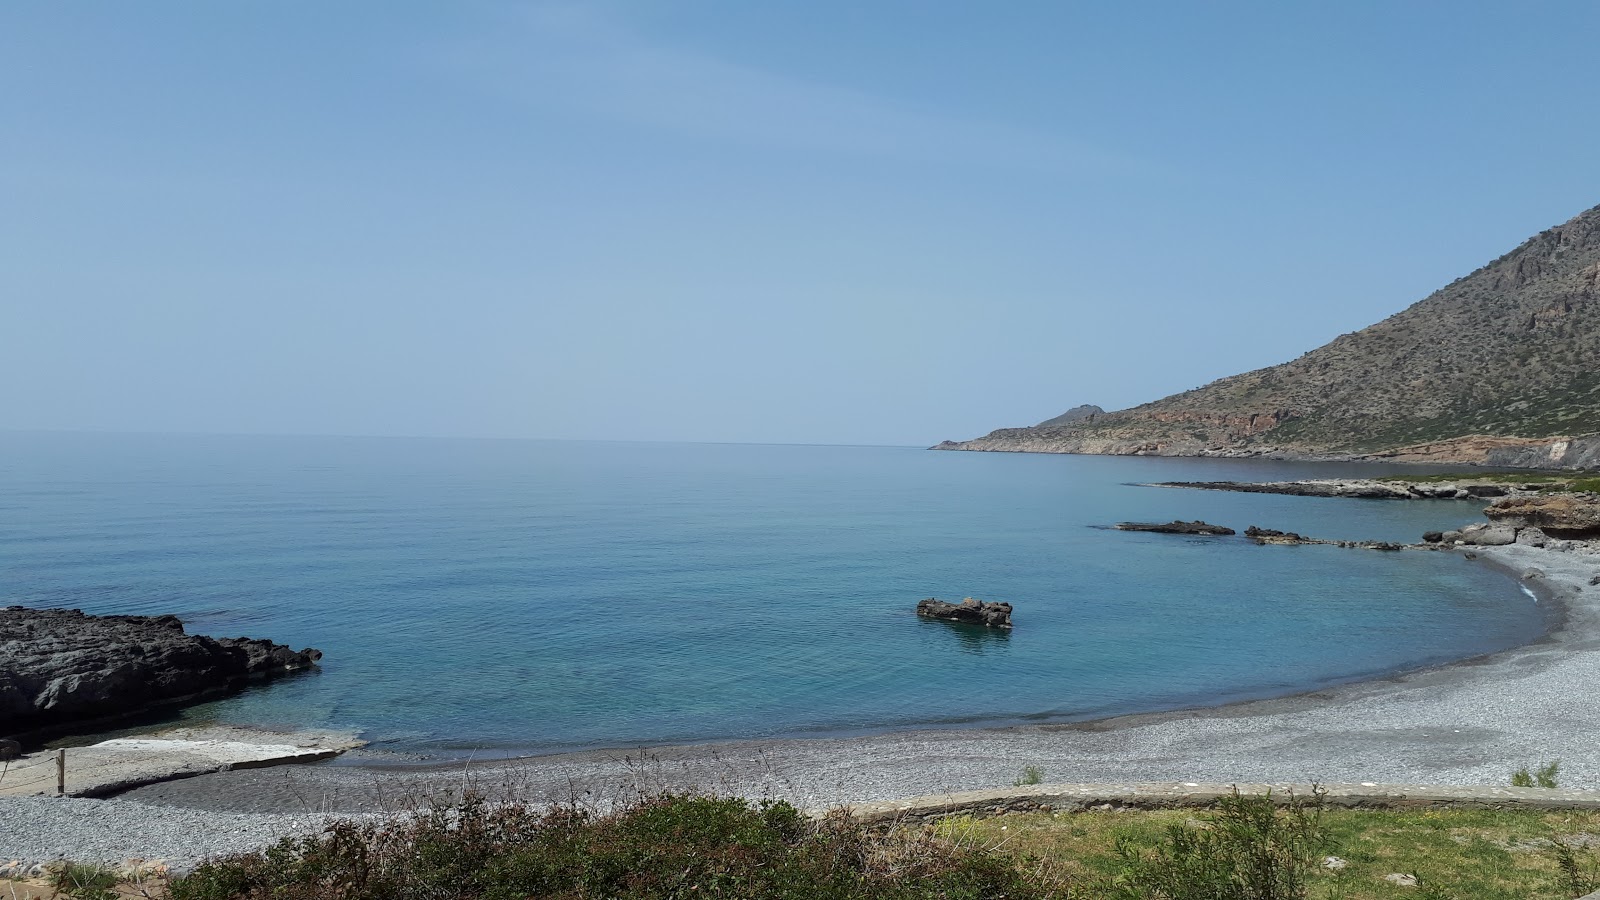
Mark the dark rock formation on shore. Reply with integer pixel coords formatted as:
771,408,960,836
0,606,321,740
916,597,1013,629
1114,520,1236,536
936,203,1600,467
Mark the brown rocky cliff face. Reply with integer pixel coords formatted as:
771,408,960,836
940,202,1600,464
1484,493,1600,537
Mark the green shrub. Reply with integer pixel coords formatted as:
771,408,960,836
167,792,1070,900
1537,760,1562,789
1512,760,1561,788
1015,765,1045,786
49,862,119,900
1105,787,1334,900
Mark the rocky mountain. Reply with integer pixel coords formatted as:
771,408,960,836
938,203,1600,467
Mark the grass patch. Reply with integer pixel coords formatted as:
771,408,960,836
49,861,119,900
958,804,1600,899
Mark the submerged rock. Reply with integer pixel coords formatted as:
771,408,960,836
1114,520,1236,536
917,597,1013,629
0,606,321,741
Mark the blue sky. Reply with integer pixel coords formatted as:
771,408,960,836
4,2,1597,445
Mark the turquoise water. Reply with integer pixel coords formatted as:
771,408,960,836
0,432,1548,757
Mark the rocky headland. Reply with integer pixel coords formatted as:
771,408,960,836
0,607,321,743
936,202,1600,467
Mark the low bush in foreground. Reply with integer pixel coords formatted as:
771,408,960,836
155,790,1600,900
167,793,1069,900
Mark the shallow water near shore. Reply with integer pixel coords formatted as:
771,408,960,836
0,432,1552,758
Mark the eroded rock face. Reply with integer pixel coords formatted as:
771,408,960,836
1484,494,1600,538
916,597,1013,629
0,606,321,740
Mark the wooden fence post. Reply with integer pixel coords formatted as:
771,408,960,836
56,748,65,796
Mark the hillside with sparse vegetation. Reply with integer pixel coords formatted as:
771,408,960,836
941,203,1600,465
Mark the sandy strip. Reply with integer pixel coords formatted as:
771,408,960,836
87,541,1598,822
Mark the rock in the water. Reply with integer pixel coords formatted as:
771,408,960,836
916,597,1013,629
1245,526,1309,544
1422,530,1445,543
0,606,321,740
1114,520,1236,536
1484,493,1600,538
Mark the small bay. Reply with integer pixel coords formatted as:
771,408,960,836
0,432,1549,757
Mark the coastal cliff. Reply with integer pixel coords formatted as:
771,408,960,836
938,203,1600,467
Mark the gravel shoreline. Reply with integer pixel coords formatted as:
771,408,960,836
4,542,1597,870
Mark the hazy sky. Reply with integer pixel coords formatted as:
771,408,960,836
5,2,1598,446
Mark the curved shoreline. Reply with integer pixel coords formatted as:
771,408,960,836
4,541,1596,870
101,542,1600,818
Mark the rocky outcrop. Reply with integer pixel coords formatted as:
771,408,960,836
1243,527,1407,551
0,607,321,741
1484,494,1600,538
936,203,1600,466
1151,478,1555,500
1426,523,1520,546
1244,526,1311,544
916,597,1013,629
1158,480,1411,499
1114,521,1235,535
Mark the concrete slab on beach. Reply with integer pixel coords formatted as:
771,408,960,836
0,725,364,798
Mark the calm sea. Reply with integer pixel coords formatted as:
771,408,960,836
0,432,1549,758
